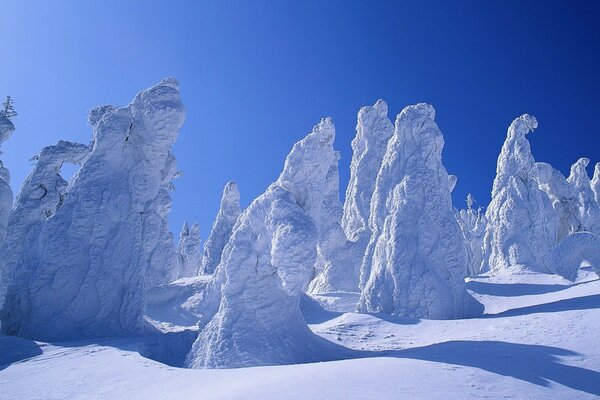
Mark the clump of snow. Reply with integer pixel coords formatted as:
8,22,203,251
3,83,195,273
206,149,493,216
550,232,600,281
177,221,202,278
186,118,345,368
567,158,600,234
481,115,558,274
0,113,15,247
358,103,481,319
0,78,185,341
200,181,241,275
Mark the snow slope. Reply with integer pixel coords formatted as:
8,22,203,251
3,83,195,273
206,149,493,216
2,269,599,399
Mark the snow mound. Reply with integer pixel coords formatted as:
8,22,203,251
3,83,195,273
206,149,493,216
358,103,481,319
0,78,185,341
482,114,557,274
550,232,600,281
186,118,347,368
200,181,240,275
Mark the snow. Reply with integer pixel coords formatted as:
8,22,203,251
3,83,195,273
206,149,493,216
592,162,600,206
0,113,15,247
568,158,600,234
550,232,600,281
482,114,558,274
200,181,241,275
176,221,202,278
457,198,487,276
2,270,600,399
359,103,481,319
0,78,185,341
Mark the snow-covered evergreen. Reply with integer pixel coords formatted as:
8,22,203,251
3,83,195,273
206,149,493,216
0,113,15,247
177,221,202,278
481,115,557,274
456,194,487,276
567,158,600,234
358,104,481,319
0,78,185,341
186,118,343,368
592,162,600,207
200,181,241,275
550,231,600,281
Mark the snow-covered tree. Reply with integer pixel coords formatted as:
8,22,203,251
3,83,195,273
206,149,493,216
481,114,557,274
592,162,600,207
457,194,487,276
0,113,15,247
186,118,344,368
1,96,17,120
567,158,600,234
0,78,185,341
177,221,202,278
200,181,241,275
358,103,481,319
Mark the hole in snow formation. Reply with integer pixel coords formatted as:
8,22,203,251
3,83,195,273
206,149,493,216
60,163,80,184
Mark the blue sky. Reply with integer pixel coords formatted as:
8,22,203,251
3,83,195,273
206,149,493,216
1,1,599,235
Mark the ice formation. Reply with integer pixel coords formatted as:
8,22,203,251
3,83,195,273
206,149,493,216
177,221,202,278
358,104,481,319
456,194,487,276
567,158,600,234
186,118,342,368
481,115,557,274
200,181,241,275
0,78,185,340
550,232,600,281
0,113,15,246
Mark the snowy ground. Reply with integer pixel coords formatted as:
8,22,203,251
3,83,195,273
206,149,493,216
1,269,600,399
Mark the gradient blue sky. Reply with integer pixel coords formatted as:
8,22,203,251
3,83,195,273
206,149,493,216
1,1,599,235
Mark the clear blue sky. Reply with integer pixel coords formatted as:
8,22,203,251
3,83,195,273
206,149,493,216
1,1,599,235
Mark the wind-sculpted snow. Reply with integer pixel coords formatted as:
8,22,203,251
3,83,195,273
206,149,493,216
535,162,581,242
200,181,240,275
0,78,185,341
550,232,600,281
481,115,557,274
0,114,15,247
567,158,600,234
186,119,345,368
358,104,481,319
177,222,202,278
457,196,487,276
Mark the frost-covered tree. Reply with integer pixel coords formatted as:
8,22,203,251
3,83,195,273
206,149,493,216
186,118,343,368
481,115,557,274
200,181,241,275
358,104,481,319
0,78,185,341
0,113,15,247
177,221,202,278
457,194,487,276
1,96,17,120
567,158,600,234
592,162,600,207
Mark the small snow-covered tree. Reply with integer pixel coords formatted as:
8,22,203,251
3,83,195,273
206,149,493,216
1,96,17,120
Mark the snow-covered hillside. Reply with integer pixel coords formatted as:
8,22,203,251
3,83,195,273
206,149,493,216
1,270,600,399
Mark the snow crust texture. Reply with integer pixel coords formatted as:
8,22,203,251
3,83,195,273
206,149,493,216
0,78,185,341
186,119,342,368
200,181,240,275
482,115,558,274
358,104,480,319
0,114,15,247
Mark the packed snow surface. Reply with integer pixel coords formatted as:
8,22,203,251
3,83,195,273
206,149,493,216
2,270,600,399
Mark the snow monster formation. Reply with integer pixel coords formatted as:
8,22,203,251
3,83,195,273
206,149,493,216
177,221,202,278
358,104,481,319
550,232,600,281
0,78,185,341
456,194,487,276
200,181,241,275
567,158,600,234
481,115,557,274
0,113,15,246
592,163,600,206
186,118,343,368
535,162,581,242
